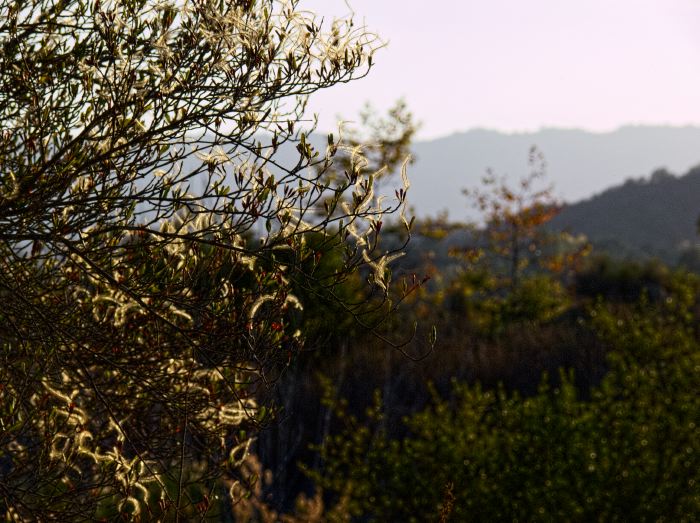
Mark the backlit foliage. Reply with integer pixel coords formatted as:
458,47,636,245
0,0,410,518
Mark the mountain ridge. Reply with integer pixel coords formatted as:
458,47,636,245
407,125,700,221
550,165,700,262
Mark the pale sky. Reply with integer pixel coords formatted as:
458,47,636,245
302,0,700,140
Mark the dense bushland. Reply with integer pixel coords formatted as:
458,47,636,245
309,280,700,521
252,222,700,521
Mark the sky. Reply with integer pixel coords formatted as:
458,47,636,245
301,0,700,140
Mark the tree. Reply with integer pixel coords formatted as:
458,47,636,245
0,0,410,518
450,148,588,328
461,147,560,290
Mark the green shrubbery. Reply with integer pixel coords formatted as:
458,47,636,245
310,283,700,521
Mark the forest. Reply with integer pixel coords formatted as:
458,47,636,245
1,0,699,521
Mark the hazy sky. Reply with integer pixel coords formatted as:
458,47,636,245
301,0,700,139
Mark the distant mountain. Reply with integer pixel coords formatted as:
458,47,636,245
408,126,700,221
550,165,700,263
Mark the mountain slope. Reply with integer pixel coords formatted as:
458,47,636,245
550,166,700,261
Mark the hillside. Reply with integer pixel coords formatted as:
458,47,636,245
551,166,700,262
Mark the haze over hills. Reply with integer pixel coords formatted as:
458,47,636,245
408,125,700,221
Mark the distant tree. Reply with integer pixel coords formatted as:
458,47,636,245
0,0,411,519
339,99,416,182
461,147,560,289
450,148,588,327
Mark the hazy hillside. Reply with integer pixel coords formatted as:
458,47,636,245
409,126,700,220
398,164,700,273
550,165,700,262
